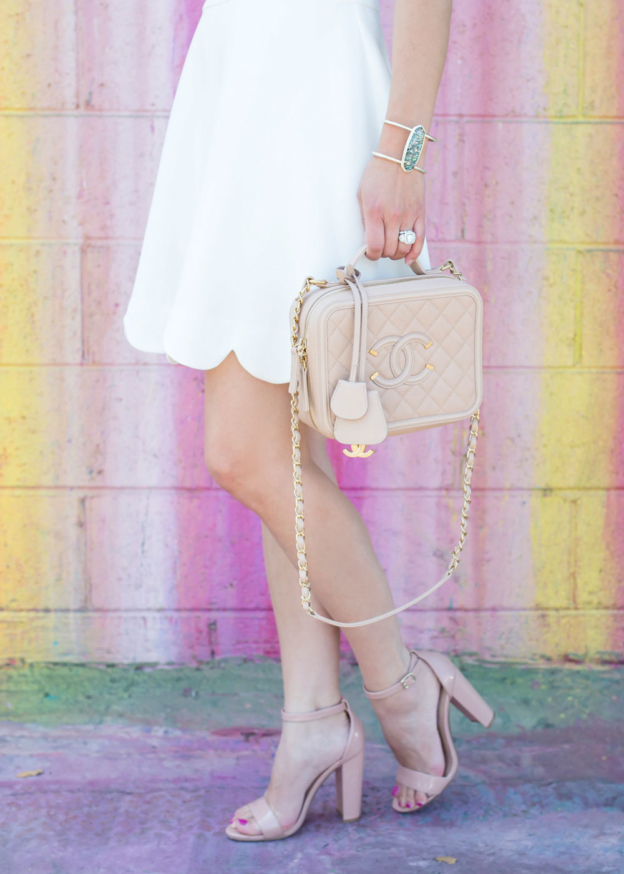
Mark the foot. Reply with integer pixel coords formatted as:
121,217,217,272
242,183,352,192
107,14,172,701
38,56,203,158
228,710,350,837
369,655,446,811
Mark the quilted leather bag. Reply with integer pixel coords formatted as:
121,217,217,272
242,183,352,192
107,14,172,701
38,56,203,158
288,243,483,627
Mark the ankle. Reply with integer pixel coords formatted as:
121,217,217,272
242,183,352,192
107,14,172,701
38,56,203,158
282,689,343,714
278,711,350,760
361,645,412,694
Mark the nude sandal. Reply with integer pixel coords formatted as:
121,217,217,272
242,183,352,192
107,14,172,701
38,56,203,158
364,650,494,814
225,697,365,841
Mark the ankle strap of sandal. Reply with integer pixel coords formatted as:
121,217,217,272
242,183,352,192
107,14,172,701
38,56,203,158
363,652,420,700
281,697,348,722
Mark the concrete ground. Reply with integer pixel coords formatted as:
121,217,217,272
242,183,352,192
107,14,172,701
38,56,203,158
0,658,622,874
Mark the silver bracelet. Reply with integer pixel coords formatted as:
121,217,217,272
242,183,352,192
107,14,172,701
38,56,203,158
372,120,436,174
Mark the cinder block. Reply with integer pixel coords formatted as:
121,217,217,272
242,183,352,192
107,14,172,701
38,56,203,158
329,424,460,490
0,244,81,364
0,366,210,488
436,0,580,118
0,491,86,610
77,0,201,111
0,611,280,663
78,116,168,239
398,608,624,661
0,0,77,110
533,371,624,489
349,488,572,611
462,122,624,244
583,0,624,117
87,490,268,611
424,119,462,242
462,121,551,243
576,491,624,609
82,243,163,364
0,608,620,662
477,371,624,490
0,117,80,239
580,250,624,368
428,245,577,367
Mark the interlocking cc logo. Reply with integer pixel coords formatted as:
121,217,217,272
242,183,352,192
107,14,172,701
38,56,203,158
369,332,434,389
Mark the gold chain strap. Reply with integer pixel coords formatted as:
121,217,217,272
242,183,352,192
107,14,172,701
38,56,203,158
289,274,480,627
291,389,480,624
291,387,313,612
290,276,326,614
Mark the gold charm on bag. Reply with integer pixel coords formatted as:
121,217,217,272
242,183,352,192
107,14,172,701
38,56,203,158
343,444,374,458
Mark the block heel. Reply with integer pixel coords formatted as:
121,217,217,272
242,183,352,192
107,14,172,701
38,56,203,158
225,698,365,841
450,665,494,728
335,747,364,822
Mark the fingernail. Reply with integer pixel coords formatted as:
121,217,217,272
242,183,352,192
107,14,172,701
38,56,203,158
391,786,399,797
237,818,248,825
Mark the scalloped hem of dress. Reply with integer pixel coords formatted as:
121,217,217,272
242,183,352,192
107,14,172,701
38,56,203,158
123,317,292,385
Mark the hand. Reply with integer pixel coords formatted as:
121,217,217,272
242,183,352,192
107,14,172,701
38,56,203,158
357,139,426,267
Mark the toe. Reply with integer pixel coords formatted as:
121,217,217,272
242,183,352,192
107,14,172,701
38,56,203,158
396,783,415,811
230,804,261,836
415,791,427,808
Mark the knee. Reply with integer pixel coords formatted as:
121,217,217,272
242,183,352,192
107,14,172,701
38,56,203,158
204,435,247,498
205,434,273,511
204,432,292,513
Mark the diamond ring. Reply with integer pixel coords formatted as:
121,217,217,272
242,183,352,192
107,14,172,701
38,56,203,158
398,230,416,245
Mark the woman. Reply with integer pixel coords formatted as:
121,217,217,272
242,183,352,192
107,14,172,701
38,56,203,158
124,0,493,841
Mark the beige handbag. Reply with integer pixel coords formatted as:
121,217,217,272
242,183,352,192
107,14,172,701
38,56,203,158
289,243,483,628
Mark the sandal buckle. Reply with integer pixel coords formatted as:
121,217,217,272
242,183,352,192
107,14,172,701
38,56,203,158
400,672,416,690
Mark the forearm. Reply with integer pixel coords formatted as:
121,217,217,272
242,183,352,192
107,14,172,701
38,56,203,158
377,0,452,165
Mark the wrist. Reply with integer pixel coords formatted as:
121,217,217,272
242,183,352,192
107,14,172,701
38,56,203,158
376,124,409,155
374,119,434,174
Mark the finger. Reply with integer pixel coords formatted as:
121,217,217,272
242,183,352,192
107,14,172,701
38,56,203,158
382,212,402,260
405,216,426,267
393,220,417,261
364,206,385,261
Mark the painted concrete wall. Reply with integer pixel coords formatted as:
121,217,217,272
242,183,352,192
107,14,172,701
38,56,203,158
0,0,622,663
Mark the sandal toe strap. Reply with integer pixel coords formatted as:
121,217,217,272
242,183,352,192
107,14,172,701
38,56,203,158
395,765,449,796
247,796,285,839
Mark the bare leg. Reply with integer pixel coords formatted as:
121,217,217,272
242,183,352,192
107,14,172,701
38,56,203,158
264,425,343,712
205,353,444,823
230,428,350,835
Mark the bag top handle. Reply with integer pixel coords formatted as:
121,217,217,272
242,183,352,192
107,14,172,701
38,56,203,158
345,243,427,278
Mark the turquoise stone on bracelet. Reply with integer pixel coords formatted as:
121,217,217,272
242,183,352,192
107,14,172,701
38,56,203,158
402,125,426,172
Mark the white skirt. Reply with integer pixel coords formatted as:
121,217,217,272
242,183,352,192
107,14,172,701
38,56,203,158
123,0,431,383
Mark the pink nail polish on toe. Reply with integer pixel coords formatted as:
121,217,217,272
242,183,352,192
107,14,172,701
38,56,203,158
237,818,248,825
405,802,412,809
391,786,399,797
416,802,423,807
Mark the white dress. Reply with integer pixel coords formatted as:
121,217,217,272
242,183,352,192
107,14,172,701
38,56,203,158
123,0,431,384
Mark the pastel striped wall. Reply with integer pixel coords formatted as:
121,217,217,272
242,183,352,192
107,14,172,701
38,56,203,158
0,0,622,663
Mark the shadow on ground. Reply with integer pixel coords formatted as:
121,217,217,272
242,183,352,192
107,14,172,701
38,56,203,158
0,658,622,874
